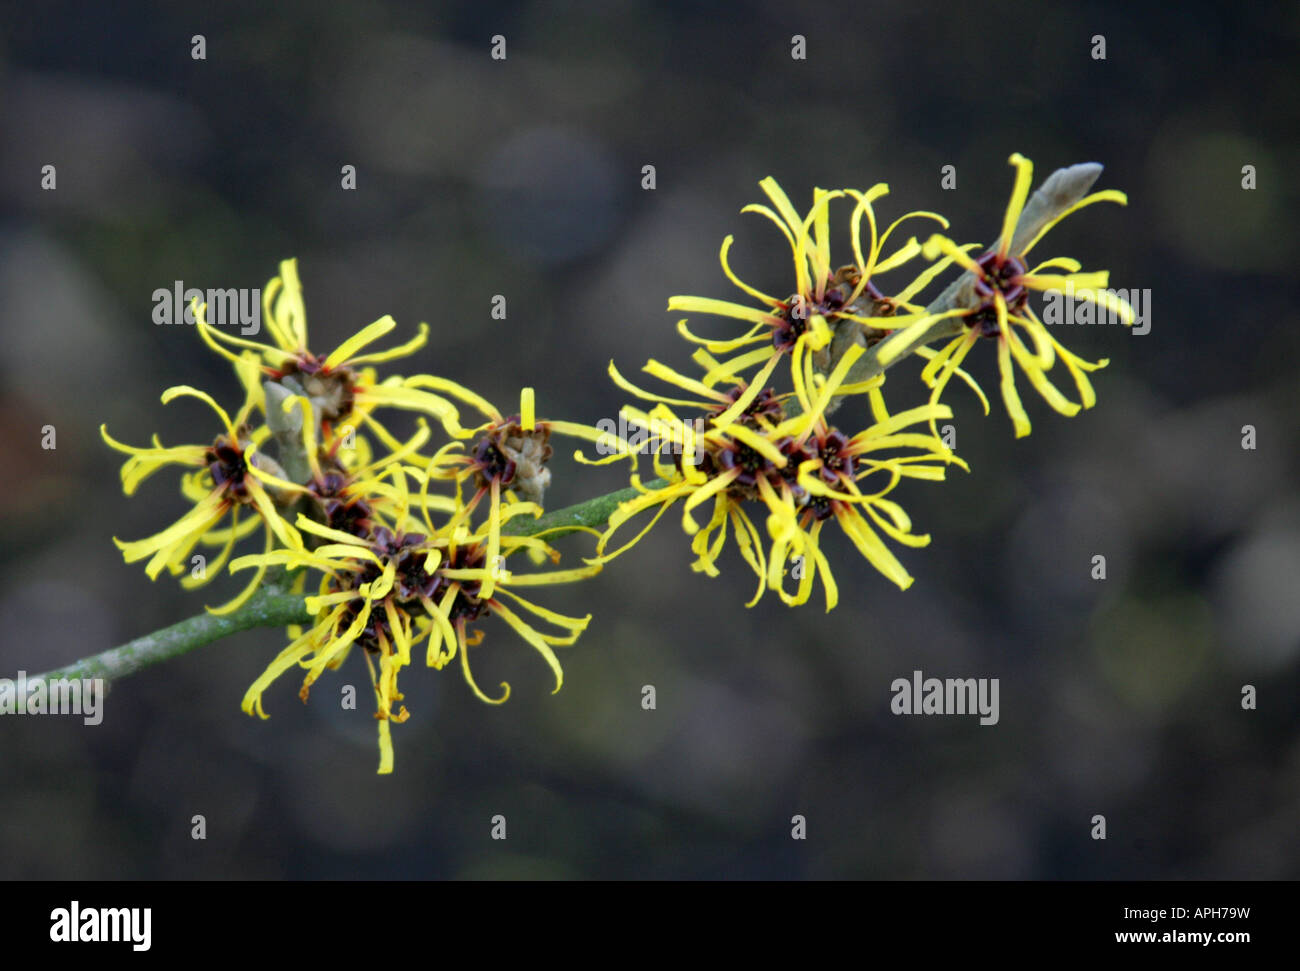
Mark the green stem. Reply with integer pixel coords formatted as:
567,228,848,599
503,480,666,539
29,587,312,687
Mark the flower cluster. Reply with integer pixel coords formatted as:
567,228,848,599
588,153,1132,596
104,259,614,772
104,154,1132,773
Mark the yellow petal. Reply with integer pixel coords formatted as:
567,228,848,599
324,316,397,370
719,235,780,306
161,385,235,440
997,338,1033,438
920,234,983,274
493,602,567,694
998,153,1034,259
457,623,511,704
668,295,779,326
519,388,535,430
346,322,429,366
1020,189,1127,256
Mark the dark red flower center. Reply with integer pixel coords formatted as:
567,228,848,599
817,429,855,482
716,439,774,492
205,436,251,502
772,283,856,352
332,534,495,651
471,436,517,488
968,250,1029,336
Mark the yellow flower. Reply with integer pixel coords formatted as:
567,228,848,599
234,473,600,774
762,388,963,606
417,384,627,601
194,258,465,439
233,518,420,775
419,530,599,705
100,355,306,614
592,344,961,606
882,153,1133,438
666,176,950,401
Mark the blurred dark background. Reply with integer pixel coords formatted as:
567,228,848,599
1,0,1297,879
